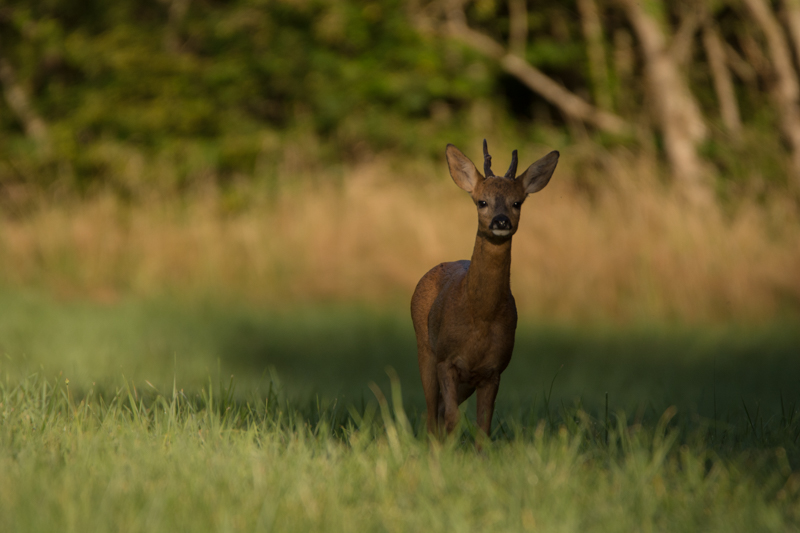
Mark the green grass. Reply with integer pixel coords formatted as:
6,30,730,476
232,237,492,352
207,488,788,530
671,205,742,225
1,289,799,532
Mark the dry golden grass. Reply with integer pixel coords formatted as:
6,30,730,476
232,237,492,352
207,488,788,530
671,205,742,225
1,149,799,323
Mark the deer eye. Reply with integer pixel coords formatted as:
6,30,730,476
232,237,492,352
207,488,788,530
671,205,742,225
512,202,522,209
477,200,488,208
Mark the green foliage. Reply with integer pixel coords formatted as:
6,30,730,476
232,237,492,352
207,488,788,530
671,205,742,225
0,0,493,192
0,0,797,197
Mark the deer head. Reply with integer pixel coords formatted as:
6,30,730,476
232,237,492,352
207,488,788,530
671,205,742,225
445,140,559,241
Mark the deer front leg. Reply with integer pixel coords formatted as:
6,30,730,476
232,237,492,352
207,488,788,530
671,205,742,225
437,362,460,434
476,375,500,439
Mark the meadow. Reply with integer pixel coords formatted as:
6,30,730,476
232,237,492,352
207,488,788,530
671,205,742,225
2,151,800,531
1,291,799,532
4,0,800,529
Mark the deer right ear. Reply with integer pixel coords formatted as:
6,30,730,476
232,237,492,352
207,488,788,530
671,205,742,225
446,144,483,192
520,151,559,195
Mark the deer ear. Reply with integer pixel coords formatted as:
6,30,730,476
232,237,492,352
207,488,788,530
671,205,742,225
520,151,559,194
446,144,483,192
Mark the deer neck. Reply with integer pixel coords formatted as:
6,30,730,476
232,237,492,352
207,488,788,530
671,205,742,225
465,233,512,317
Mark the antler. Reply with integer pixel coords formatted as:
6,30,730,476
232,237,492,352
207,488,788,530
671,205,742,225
483,139,494,177
505,149,518,179
484,141,519,179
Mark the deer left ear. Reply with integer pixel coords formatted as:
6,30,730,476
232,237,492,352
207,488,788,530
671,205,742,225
446,144,483,192
520,151,559,194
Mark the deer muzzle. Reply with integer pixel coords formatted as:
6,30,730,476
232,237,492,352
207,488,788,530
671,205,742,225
489,214,513,237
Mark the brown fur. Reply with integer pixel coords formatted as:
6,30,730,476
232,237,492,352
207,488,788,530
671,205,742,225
411,142,559,438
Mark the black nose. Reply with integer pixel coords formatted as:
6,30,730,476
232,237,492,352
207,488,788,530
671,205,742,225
490,215,512,230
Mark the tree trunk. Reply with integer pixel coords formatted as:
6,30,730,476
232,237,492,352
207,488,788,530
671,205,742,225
0,58,50,152
577,0,613,111
784,0,800,70
669,4,703,67
162,0,191,54
443,18,631,136
702,22,742,135
508,0,528,58
742,0,800,182
612,29,635,115
618,0,709,203
723,41,758,85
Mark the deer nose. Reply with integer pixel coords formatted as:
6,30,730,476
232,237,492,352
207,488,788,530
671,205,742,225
490,215,512,230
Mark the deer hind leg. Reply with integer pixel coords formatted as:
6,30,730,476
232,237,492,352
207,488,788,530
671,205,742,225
438,384,475,418
419,350,440,436
411,268,446,437
476,375,500,440
439,384,476,437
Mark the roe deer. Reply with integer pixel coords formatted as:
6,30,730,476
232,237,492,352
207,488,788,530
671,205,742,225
411,140,559,439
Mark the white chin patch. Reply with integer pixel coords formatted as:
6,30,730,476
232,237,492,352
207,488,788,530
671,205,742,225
491,229,512,237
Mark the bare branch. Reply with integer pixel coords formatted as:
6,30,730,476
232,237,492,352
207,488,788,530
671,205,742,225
738,31,771,79
159,0,191,54
669,5,703,67
0,58,50,151
577,0,613,111
702,22,741,134
783,0,800,78
742,0,800,180
723,41,758,84
743,0,799,98
617,0,709,199
612,29,635,114
444,19,631,136
508,0,528,58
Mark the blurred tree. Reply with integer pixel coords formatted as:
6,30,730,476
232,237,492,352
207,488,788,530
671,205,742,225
701,18,741,136
577,0,613,112
742,0,800,183
414,0,631,135
1,0,800,197
617,0,709,203
0,57,50,153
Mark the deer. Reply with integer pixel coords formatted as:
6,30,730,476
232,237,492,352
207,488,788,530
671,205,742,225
410,140,559,440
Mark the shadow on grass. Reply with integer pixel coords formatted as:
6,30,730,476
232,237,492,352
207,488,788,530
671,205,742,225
215,307,800,425
1,289,798,431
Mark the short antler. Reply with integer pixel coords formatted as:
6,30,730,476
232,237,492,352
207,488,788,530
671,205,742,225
505,150,518,179
483,139,494,177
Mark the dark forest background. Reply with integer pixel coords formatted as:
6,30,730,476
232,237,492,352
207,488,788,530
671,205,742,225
2,0,800,203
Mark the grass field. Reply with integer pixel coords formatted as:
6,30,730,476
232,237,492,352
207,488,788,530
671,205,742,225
1,148,800,531
1,290,799,531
